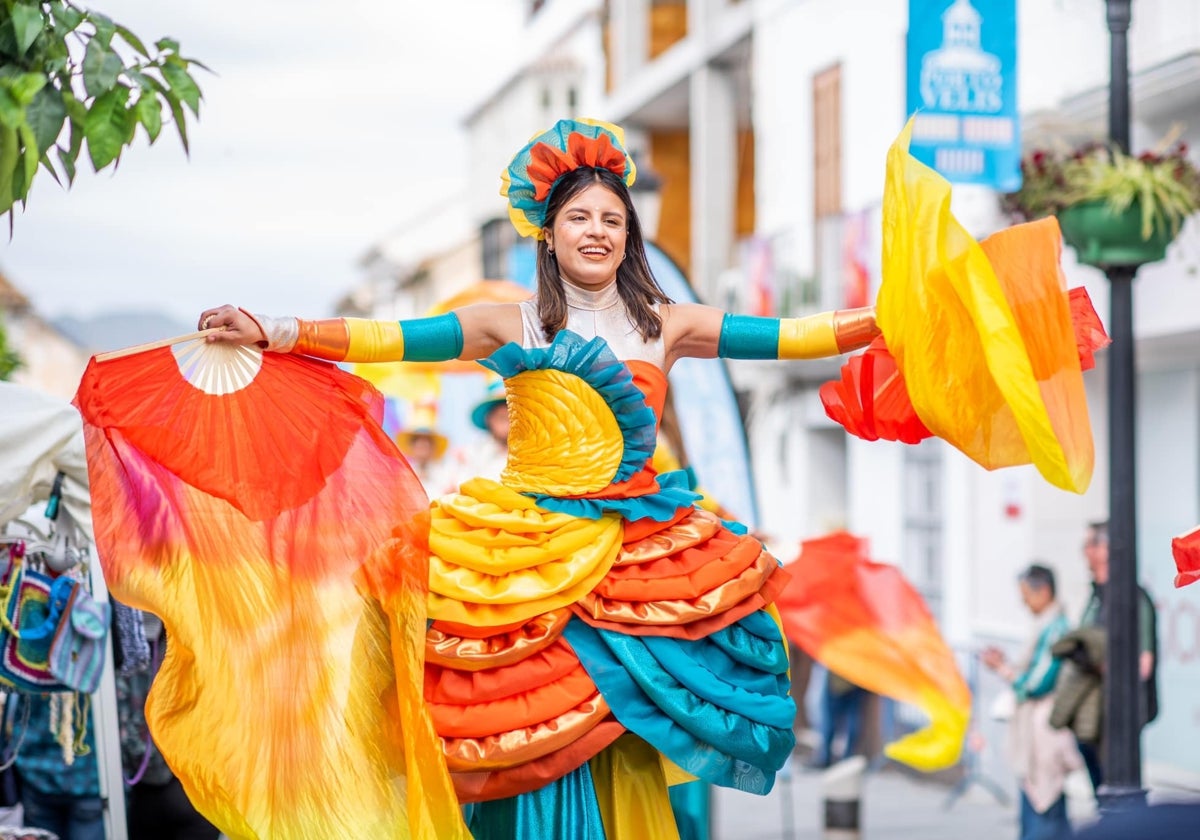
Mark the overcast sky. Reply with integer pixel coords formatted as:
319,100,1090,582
0,0,523,324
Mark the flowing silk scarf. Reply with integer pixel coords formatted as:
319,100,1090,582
75,338,468,839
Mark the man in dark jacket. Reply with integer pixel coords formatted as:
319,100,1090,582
1074,520,1159,793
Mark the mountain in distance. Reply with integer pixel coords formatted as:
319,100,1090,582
53,309,193,354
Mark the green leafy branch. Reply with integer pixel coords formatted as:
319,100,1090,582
0,0,207,218
0,317,21,380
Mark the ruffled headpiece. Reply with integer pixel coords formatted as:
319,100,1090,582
501,118,637,239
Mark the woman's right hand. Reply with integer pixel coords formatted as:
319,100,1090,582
197,305,266,345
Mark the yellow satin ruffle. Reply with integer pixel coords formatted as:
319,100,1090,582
427,478,622,625
503,369,625,495
589,735,682,840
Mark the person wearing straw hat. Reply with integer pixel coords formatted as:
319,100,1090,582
395,399,456,496
181,117,1101,840
457,378,508,485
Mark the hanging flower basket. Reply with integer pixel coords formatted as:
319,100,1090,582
1000,132,1200,269
1057,199,1177,268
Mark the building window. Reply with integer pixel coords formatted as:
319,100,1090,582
812,63,842,220
566,86,578,115
903,439,944,622
481,217,510,280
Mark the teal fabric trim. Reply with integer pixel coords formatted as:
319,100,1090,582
466,761,607,840
717,314,781,360
529,469,700,522
564,615,795,795
398,313,463,362
482,330,657,484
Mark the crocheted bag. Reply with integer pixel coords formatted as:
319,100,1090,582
47,583,110,694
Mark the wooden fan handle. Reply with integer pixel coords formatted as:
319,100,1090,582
94,327,226,362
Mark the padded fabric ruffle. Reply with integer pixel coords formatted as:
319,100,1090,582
427,478,622,626
563,612,795,795
531,469,700,522
482,331,657,490
573,509,790,639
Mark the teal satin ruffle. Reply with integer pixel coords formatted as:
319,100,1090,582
466,760,608,840
563,611,795,795
530,469,701,522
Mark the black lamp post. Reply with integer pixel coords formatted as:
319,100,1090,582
1099,0,1146,812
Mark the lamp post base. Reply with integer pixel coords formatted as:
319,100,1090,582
1097,783,1148,815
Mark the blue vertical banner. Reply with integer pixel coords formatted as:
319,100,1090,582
906,0,1021,191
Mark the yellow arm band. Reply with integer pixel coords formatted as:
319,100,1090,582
261,313,464,363
718,307,879,360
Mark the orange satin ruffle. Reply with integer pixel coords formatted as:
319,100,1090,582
452,718,627,803
573,509,784,637
427,642,597,737
426,610,571,671
574,562,791,640
441,693,612,771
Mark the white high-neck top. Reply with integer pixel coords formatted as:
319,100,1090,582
518,281,666,368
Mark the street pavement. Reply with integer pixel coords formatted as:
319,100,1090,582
712,758,1023,840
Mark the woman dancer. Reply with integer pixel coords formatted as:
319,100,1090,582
200,119,879,839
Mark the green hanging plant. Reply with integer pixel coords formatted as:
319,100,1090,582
1001,128,1200,241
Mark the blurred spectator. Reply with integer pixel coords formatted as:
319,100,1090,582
457,378,509,484
118,612,219,840
815,669,867,769
1074,520,1159,793
982,563,1080,840
12,693,101,840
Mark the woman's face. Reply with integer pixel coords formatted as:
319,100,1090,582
544,183,628,290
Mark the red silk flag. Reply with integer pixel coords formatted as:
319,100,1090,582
1171,525,1200,588
774,531,970,772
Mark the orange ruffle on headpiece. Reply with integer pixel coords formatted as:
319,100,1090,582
501,119,637,239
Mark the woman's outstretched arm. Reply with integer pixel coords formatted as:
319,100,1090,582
198,303,523,363
662,302,879,368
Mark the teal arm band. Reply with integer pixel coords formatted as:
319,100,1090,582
717,313,781,359
401,313,464,362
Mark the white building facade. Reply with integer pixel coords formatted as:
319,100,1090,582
597,0,1200,785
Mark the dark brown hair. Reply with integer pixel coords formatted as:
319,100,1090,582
535,167,671,341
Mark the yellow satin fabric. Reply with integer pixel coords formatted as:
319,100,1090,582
502,369,625,494
427,478,622,625
589,735,682,840
877,119,1092,493
112,532,467,840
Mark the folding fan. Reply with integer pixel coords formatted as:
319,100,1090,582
75,331,470,839
78,332,393,522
